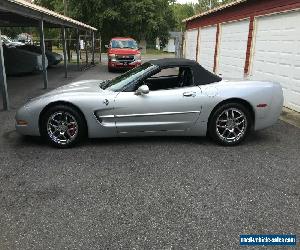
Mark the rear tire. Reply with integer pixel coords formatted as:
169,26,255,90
40,105,87,148
208,103,252,146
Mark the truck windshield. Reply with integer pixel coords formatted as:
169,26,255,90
100,63,157,92
111,39,138,49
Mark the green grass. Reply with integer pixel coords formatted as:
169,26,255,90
52,48,63,53
142,48,172,55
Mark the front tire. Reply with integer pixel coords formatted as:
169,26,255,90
208,103,252,146
41,105,87,148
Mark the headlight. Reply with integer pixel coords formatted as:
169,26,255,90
108,53,116,61
134,54,141,60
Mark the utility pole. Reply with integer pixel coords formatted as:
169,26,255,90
63,0,67,16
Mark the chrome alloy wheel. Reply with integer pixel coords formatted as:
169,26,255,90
216,108,247,143
47,111,78,145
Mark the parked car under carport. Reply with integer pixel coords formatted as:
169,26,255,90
1,35,24,47
18,44,63,66
3,44,48,75
1,35,62,67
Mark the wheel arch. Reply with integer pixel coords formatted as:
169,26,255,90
207,98,255,129
38,101,88,135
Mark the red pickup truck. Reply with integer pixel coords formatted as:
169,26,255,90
106,37,142,72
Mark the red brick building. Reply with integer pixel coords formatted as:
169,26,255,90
183,0,300,112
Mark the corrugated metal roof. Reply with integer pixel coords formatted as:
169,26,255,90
7,0,97,30
182,0,247,22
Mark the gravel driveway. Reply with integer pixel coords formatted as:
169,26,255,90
0,61,299,249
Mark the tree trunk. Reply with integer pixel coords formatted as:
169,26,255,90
139,39,147,54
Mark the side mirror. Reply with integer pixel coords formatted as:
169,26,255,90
135,85,149,95
105,45,109,49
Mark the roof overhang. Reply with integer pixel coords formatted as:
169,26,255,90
182,0,247,23
0,0,97,31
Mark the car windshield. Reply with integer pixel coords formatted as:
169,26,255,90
111,39,138,49
100,63,157,92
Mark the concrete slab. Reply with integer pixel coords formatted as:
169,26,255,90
280,107,300,129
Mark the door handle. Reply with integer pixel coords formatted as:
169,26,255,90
183,92,196,97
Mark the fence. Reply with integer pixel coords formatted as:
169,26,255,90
32,34,102,71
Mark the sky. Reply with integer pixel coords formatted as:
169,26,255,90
176,0,198,4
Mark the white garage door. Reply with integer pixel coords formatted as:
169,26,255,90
218,19,250,78
198,25,217,72
185,29,198,61
250,11,300,112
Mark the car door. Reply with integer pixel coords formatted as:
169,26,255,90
113,85,202,135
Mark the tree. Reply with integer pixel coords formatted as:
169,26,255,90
196,0,235,12
35,0,176,48
34,0,64,14
171,3,196,31
34,0,66,41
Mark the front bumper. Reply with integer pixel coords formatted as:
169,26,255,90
108,60,141,69
15,104,41,136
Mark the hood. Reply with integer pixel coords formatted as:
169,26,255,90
42,80,105,97
109,48,140,55
25,80,114,105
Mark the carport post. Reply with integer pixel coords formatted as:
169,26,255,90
66,29,71,63
99,35,102,63
62,27,68,78
0,29,9,110
85,31,88,65
76,29,80,71
91,31,95,65
39,19,48,89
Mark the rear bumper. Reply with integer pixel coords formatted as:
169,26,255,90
254,83,284,131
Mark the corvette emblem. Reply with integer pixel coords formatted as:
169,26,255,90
103,99,109,106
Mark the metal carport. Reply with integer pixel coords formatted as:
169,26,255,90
0,0,97,110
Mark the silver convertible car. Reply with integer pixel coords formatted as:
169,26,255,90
16,58,283,148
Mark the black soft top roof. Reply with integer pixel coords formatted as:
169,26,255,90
148,58,222,85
